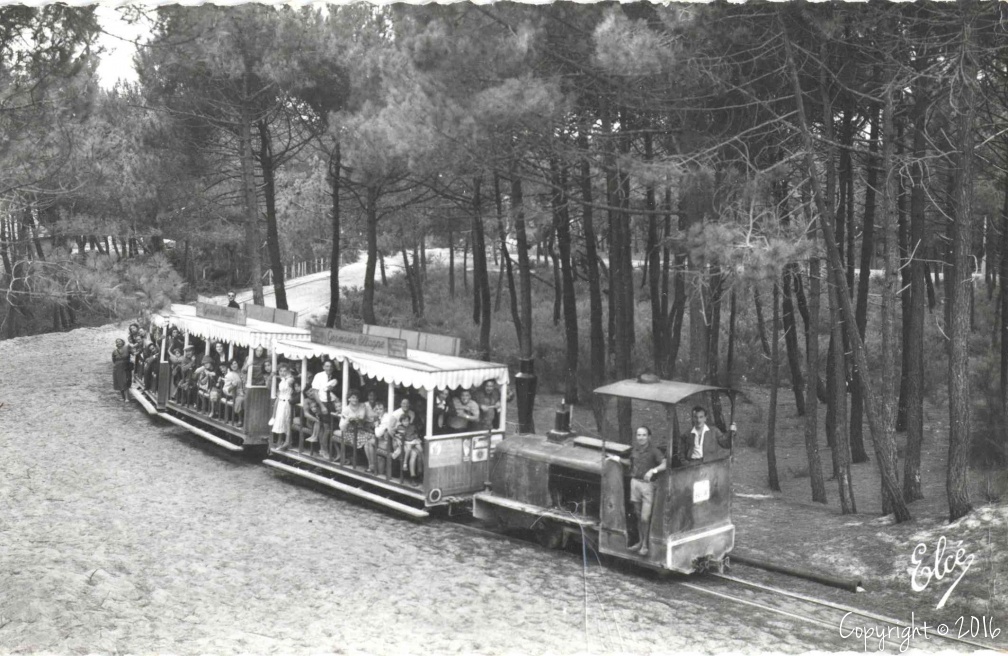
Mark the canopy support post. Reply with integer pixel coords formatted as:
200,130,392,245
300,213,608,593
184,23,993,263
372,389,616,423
271,349,278,399
300,358,307,404
425,387,434,439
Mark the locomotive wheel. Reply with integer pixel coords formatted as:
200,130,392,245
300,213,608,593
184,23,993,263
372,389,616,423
534,521,564,550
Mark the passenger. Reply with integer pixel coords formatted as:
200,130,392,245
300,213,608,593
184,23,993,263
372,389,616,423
143,342,160,390
473,379,503,431
194,355,216,412
432,389,451,435
223,359,245,427
227,290,240,309
270,366,296,448
127,323,144,375
448,389,480,432
338,390,368,465
167,328,184,355
607,426,666,556
685,406,723,462
399,413,423,480
173,345,197,404
365,401,387,473
243,346,269,386
112,338,132,402
311,360,339,415
211,342,228,370
296,388,324,453
209,362,230,418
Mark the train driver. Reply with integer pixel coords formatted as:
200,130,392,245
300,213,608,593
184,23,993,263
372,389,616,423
607,426,666,556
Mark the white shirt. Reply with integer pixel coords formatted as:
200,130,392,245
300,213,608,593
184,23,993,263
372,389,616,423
311,371,335,403
689,425,710,460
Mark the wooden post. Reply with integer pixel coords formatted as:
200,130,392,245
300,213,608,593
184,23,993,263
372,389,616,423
271,349,278,399
183,331,189,351
228,343,234,363
300,358,307,403
425,388,434,439
499,380,508,433
341,360,350,408
205,340,211,356
246,346,254,387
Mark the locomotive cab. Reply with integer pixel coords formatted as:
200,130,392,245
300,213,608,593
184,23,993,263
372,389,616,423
474,378,738,573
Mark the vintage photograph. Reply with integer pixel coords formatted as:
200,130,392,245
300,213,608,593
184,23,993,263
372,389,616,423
0,2,1005,654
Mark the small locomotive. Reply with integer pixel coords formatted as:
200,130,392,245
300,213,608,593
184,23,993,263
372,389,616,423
474,377,738,574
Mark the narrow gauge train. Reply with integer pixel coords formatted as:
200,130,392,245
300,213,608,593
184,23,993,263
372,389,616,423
131,302,311,454
473,378,738,574
262,325,510,519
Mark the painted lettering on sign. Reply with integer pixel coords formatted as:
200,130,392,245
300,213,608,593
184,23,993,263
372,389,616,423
310,326,408,358
427,440,461,468
196,302,246,326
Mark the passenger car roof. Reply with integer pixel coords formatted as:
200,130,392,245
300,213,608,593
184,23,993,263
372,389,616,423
593,379,735,405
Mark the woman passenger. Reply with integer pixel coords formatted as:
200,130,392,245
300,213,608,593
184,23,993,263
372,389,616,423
243,346,269,386
365,401,387,473
112,338,132,402
339,390,368,465
222,359,245,427
271,366,295,449
211,342,228,370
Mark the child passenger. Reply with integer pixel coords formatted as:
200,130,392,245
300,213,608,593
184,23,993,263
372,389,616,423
398,413,422,480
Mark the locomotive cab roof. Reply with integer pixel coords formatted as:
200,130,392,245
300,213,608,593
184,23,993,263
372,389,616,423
593,378,738,406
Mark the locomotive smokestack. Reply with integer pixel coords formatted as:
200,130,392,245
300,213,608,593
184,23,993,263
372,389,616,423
546,398,573,443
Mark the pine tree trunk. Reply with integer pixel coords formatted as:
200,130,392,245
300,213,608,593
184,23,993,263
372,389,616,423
578,139,606,428
413,242,425,318
726,290,737,385
462,234,469,293
782,265,806,415
904,96,928,502
493,173,522,344
785,29,909,521
379,252,387,286
326,143,341,328
238,101,264,306
896,125,911,432
549,229,561,326
829,266,857,513
258,120,288,310
512,173,536,433
362,185,379,325
471,177,491,360
448,228,455,300
947,8,977,522
753,288,772,359
878,68,902,515
645,133,663,370
551,161,579,403
805,254,828,505
707,271,726,430
850,105,880,465
1001,165,1008,422
402,247,419,316
767,282,781,492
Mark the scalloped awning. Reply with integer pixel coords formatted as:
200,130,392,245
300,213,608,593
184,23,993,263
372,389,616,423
273,339,508,392
152,304,311,350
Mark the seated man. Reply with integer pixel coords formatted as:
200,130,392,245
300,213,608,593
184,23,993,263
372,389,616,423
447,390,480,432
607,426,666,556
472,379,503,432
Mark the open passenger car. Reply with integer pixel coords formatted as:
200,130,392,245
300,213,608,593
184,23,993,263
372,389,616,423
131,302,310,454
262,326,510,519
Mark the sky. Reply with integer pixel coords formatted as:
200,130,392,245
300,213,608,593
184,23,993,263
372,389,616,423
94,5,148,89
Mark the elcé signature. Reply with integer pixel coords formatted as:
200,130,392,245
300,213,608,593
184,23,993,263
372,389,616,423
910,535,974,609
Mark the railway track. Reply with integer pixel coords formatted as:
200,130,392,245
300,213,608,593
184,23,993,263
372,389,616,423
445,518,1004,652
